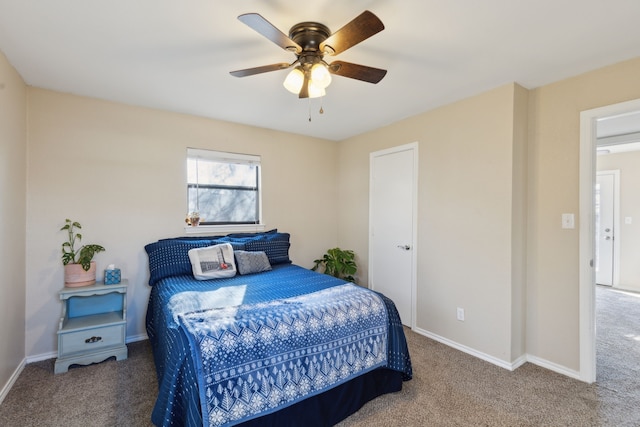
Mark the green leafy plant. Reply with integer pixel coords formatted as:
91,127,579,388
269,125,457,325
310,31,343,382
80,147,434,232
312,247,357,283
60,219,105,271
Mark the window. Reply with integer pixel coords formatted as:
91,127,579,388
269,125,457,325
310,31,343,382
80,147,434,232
187,148,262,226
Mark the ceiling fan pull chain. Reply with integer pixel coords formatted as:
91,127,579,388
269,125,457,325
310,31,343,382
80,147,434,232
319,97,324,115
308,98,312,122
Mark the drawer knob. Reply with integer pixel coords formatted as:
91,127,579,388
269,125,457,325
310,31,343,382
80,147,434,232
85,336,103,344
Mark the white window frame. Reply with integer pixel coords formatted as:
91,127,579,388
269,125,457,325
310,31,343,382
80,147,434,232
185,148,265,235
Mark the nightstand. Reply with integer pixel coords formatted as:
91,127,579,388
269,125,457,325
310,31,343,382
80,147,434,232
54,280,128,374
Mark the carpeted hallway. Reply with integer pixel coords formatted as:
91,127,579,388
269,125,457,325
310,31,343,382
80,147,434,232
0,285,638,426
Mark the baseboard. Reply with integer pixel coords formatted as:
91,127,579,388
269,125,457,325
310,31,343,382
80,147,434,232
0,357,26,405
412,326,579,379
525,354,581,380
511,354,528,370
26,351,57,363
126,333,149,343
413,327,519,370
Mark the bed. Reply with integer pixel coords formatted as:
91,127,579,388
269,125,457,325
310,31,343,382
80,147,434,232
145,231,412,427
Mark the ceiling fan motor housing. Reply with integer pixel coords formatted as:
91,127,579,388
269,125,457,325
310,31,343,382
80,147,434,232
230,11,386,91
289,22,331,66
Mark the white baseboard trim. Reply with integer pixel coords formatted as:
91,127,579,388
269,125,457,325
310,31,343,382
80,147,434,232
126,333,149,343
412,327,579,379
525,354,581,380
512,354,528,370
26,351,57,364
0,357,25,405
413,327,518,370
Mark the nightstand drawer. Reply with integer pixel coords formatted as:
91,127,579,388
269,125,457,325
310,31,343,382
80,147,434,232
58,323,125,355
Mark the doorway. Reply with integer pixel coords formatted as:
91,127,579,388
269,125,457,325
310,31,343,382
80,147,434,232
579,98,640,383
369,142,418,327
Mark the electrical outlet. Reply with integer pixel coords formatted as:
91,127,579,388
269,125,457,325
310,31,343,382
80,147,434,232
456,307,465,321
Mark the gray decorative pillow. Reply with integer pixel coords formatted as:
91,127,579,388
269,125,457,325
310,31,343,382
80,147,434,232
235,250,272,275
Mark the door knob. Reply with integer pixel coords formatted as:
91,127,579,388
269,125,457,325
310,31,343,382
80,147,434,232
397,245,411,250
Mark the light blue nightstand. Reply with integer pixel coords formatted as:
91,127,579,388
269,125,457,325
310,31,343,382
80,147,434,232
54,280,128,374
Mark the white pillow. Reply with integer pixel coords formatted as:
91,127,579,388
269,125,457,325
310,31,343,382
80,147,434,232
188,243,237,280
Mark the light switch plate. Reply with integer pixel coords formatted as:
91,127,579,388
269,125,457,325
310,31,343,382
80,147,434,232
562,213,575,229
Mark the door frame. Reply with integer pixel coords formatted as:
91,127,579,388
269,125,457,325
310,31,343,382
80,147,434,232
595,169,621,287
579,97,640,383
368,142,419,329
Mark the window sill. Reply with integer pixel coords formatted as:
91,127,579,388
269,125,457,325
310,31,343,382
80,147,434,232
184,224,266,235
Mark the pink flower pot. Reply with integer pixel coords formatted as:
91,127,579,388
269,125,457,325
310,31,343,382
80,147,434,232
64,261,97,287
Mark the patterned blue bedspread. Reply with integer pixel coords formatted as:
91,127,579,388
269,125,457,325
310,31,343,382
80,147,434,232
146,264,412,427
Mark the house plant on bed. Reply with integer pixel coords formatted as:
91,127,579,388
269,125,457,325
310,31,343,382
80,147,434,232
312,247,357,283
60,219,105,287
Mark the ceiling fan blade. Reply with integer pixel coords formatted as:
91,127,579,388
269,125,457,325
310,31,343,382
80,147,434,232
320,10,384,56
238,13,302,53
328,61,387,84
230,63,292,77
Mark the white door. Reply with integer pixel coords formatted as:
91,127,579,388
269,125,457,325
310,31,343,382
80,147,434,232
595,172,615,286
369,143,417,326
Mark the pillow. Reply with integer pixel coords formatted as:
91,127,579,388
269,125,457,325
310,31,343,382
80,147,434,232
188,243,237,280
235,250,272,275
159,235,225,241
145,239,218,286
244,232,291,265
201,237,247,251
226,229,278,238
144,231,290,284
166,235,247,251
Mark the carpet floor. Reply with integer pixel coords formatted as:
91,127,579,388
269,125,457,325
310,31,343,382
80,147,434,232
0,285,638,426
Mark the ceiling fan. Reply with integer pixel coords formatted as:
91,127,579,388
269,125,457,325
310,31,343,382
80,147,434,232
230,10,387,99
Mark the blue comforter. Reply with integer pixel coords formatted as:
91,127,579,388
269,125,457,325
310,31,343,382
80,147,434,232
146,264,412,426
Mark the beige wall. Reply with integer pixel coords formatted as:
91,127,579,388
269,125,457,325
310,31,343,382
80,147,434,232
0,52,27,391
25,89,339,357
339,56,640,373
527,57,640,370
338,83,527,364
8,47,640,376
597,151,640,291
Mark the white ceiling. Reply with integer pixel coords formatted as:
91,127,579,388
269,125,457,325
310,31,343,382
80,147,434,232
597,111,640,154
597,111,640,138
2,1,640,141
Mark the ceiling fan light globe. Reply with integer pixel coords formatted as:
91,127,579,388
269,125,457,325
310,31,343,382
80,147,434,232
308,81,326,98
283,68,304,94
310,63,332,89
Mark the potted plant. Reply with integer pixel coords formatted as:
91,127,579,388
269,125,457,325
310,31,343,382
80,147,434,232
185,211,201,226
312,247,357,283
60,219,105,287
